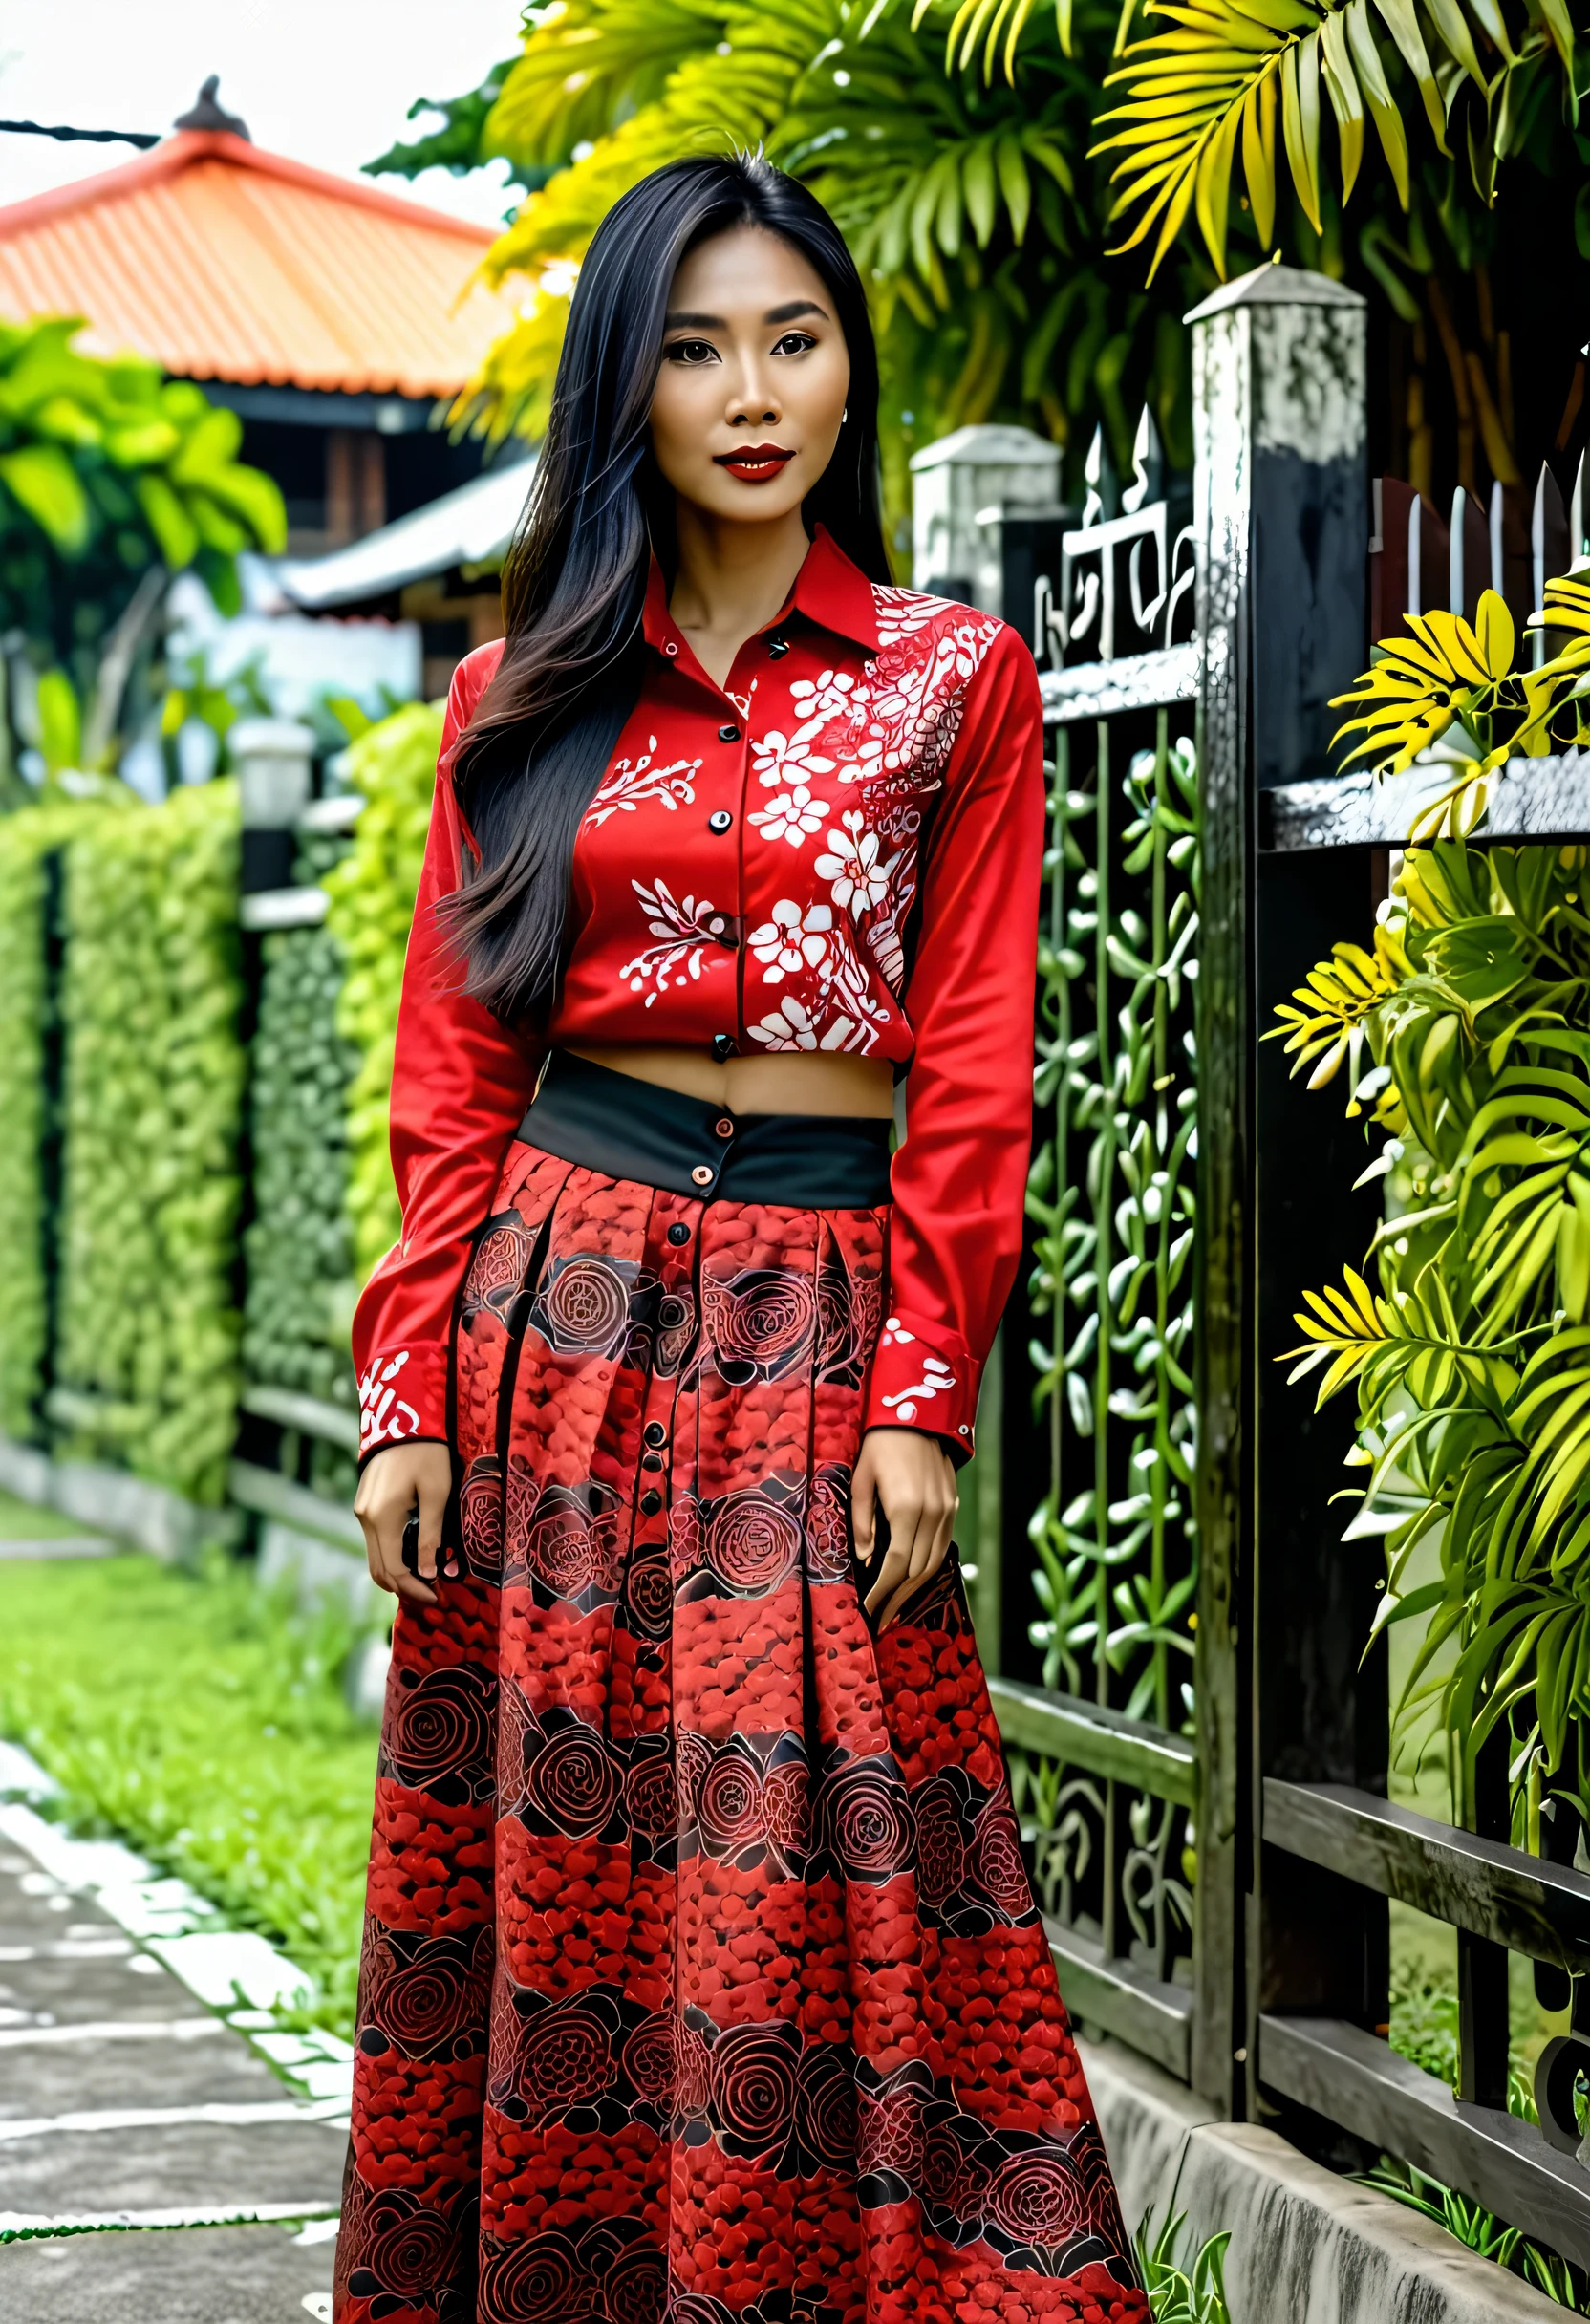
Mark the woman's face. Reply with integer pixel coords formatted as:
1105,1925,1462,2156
648,224,851,527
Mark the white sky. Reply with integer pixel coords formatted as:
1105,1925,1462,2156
0,1,526,228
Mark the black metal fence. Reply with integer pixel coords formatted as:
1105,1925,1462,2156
971,262,1590,2269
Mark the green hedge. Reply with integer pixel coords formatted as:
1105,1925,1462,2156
243,835,359,1415
323,703,443,1283
55,782,244,1502
0,803,86,1438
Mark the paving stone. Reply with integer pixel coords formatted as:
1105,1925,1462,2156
0,1828,345,2256
0,2218,335,2323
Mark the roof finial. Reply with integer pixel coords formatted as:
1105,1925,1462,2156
173,75,250,141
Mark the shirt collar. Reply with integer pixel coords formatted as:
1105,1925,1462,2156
641,524,882,660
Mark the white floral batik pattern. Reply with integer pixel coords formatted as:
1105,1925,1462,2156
586,738,704,827
619,880,733,1006
749,783,829,847
748,900,832,982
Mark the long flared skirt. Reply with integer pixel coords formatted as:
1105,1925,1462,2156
334,1133,1147,2324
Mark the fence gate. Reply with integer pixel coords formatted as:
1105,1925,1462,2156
941,260,1590,2244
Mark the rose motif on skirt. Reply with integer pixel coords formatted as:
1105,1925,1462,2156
917,2123,994,2221
624,1753,676,1843
668,1495,703,1584
709,2019,801,2159
816,1252,864,1379
524,1721,621,1839
625,1547,674,1639
675,1729,714,1827
538,1253,633,1355
603,2237,667,2324
796,2040,856,2172
363,1929,487,2061
703,1266,817,1380
516,1997,616,2124
805,1463,852,1582
856,2077,926,2177
654,1284,697,1377
762,1757,811,1861
823,1754,916,1883
465,1219,529,1311
913,1775,968,1908
479,2228,597,2324
971,1796,1031,1918
695,1736,764,1856
383,1663,494,1794
707,1489,801,1595
676,2015,713,2114
366,2203,455,2299
458,1453,503,1575
503,1454,540,1582
621,2010,677,2106
986,2143,1088,2247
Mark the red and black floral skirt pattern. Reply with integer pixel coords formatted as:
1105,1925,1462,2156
335,1139,1147,2324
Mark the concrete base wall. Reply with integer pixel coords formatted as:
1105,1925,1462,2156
1082,2036,1566,2323
0,1432,242,1561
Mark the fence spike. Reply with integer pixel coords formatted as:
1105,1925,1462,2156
1407,491,1422,620
1574,448,1587,572
1081,426,1118,529
1450,486,1467,618
1490,478,1505,600
1121,407,1163,515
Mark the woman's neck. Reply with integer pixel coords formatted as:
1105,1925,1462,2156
668,499,810,688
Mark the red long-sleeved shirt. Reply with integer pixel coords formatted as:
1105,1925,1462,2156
353,527,1043,1466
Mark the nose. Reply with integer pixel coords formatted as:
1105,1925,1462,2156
727,351,780,431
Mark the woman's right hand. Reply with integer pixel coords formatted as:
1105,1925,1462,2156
353,1441,457,1605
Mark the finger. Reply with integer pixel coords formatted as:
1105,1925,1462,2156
862,1504,921,1616
850,1459,876,1564
880,1534,947,1627
376,1497,437,1606
414,1470,449,1583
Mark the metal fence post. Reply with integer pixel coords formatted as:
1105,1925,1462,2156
1190,264,1374,2119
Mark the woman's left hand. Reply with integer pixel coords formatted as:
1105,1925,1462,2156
852,1427,959,1628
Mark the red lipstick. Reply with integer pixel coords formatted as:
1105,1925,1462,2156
714,442,796,484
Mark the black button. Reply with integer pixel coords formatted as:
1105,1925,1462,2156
768,636,789,658
708,809,733,834
643,1420,666,1447
718,722,741,742
642,1452,663,1473
640,1489,663,1516
711,1033,737,1061
667,1221,692,1245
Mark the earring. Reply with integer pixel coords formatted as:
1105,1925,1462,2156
842,407,849,423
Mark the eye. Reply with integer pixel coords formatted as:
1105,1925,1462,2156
664,338,719,365
773,331,818,356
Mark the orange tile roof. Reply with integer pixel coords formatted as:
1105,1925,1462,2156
0,131,522,400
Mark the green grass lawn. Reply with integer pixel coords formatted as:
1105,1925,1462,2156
0,1549,378,2036
0,1488,109,1540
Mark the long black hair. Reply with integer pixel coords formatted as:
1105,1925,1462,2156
442,153,890,1022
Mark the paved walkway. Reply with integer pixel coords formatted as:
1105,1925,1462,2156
0,1770,348,2319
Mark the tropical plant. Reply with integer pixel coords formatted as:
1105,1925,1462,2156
1093,0,1590,499
421,0,1204,531
1359,2155,1588,2309
364,54,535,197
0,317,286,759
54,782,244,1504
1133,2207,1232,2323
322,702,444,1283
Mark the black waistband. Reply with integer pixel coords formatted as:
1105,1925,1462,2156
519,1050,893,1208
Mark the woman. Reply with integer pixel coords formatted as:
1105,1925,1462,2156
337,154,1145,2324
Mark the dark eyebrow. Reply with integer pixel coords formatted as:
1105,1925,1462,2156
765,299,828,324
663,310,725,330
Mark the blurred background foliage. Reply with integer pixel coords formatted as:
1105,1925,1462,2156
368,0,1590,546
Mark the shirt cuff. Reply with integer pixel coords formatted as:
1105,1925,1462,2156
357,1342,450,1464
862,1308,980,1462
